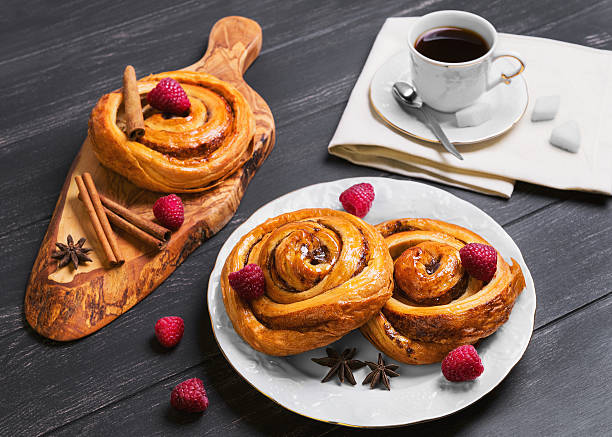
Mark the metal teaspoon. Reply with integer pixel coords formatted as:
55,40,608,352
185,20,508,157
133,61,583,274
392,82,464,160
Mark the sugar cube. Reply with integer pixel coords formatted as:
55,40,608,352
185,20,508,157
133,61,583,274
550,120,580,153
455,102,492,128
531,95,560,122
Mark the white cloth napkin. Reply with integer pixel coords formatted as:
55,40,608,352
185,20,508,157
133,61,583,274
328,17,612,197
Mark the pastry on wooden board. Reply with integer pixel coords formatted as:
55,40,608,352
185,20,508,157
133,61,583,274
24,16,276,341
89,71,255,193
360,218,525,364
220,208,394,356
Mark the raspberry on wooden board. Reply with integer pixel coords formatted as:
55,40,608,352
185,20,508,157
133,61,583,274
153,194,184,231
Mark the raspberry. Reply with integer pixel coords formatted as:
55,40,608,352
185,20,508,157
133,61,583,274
228,264,265,300
171,378,209,413
441,345,484,382
459,243,497,282
339,183,375,218
147,77,191,116
153,194,184,230
155,316,184,348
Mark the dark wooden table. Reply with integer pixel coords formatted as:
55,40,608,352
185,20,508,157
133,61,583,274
1,1,610,435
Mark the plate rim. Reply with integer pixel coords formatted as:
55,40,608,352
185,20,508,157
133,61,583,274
369,50,529,145
207,176,536,428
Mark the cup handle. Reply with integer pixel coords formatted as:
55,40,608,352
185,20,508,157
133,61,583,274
486,51,525,90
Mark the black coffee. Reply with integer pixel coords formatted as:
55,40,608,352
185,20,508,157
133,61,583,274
414,26,489,63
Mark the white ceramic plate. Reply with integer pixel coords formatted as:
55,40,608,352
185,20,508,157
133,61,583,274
370,51,528,144
207,177,535,428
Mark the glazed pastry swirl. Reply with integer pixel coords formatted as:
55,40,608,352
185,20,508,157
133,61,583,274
221,208,394,356
361,218,525,364
89,71,255,192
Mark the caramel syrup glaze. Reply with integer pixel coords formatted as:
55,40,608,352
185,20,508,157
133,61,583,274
255,221,371,299
137,94,235,160
392,241,466,306
393,273,468,307
263,223,369,294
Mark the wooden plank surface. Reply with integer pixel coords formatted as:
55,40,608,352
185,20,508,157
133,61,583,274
0,0,610,435
23,16,275,342
49,293,612,436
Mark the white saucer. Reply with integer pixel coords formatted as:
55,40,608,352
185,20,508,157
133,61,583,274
370,51,528,144
207,177,536,428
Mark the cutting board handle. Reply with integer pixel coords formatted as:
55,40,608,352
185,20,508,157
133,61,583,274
25,15,275,342
187,16,262,78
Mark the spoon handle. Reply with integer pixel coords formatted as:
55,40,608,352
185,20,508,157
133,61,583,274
420,106,464,161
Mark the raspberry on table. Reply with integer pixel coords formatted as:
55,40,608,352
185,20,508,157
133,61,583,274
339,182,375,218
153,194,184,231
171,378,209,413
441,345,484,382
147,77,191,116
228,264,265,300
459,242,497,282
155,316,184,348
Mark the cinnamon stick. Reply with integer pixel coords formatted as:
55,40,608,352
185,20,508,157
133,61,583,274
82,173,124,264
104,207,166,250
75,175,117,266
99,194,171,241
123,65,145,140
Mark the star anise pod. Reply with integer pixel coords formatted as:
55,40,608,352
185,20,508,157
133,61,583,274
51,234,93,270
362,353,400,390
311,347,365,385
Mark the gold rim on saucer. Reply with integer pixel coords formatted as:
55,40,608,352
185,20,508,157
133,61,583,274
369,85,529,145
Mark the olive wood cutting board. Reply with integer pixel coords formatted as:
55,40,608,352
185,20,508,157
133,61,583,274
25,16,275,341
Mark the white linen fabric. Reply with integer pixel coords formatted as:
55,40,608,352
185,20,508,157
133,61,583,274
329,17,612,198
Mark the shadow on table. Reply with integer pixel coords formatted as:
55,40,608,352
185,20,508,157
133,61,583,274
514,181,610,206
194,295,336,436
163,404,205,425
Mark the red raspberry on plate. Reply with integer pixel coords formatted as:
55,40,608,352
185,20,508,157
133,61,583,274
153,194,184,230
155,316,184,348
171,378,209,413
459,243,497,282
228,264,265,301
441,345,484,382
147,77,191,116
339,183,375,218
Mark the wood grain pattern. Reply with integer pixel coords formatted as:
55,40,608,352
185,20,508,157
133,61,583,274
0,1,611,436
47,294,612,436
24,16,275,341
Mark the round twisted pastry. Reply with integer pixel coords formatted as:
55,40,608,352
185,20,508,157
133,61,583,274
221,208,394,356
360,218,525,364
89,71,255,192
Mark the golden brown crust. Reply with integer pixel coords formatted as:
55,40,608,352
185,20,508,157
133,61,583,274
88,71,255,193
360,218,525,364
221,208,394,356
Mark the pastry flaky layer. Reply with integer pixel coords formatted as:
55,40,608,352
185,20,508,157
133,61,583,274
360,218,526,365
88,71,255,193
221,208,394,356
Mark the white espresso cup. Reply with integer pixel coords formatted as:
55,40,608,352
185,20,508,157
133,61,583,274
408,10,525,113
